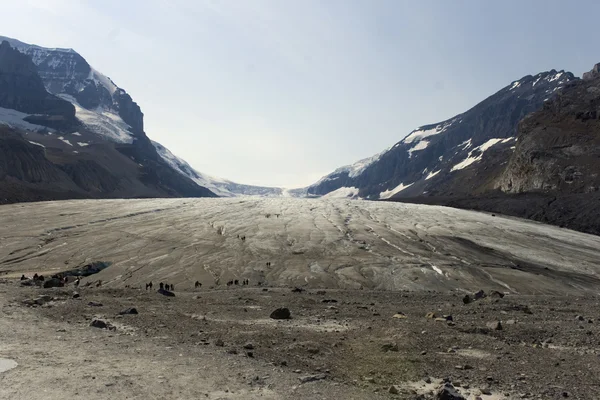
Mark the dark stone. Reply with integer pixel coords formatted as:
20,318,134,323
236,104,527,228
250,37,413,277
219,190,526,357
43,278,64,288
90,319,114,330
462,295,471,304
436,383,466,400
299,374,327,384
270,308,291,320
87,301,103,307
119,307,138,315
157,288,175,297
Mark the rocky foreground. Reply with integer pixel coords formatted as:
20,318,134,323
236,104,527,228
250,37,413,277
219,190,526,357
1,282,599,399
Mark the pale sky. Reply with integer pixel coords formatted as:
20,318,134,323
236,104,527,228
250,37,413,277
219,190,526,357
3,0,600,187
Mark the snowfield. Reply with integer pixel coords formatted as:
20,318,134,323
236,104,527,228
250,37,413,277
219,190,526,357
1,198,598,294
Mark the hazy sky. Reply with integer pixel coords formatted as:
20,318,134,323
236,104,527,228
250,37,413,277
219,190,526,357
3,0,600,187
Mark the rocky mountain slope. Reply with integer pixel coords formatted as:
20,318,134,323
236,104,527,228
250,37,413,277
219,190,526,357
0,36,296,202
0,37,219,202
307,66,600,235
308,70,575,200
398,64,600,235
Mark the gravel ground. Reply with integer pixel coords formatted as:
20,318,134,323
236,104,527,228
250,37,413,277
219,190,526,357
2,282,599,399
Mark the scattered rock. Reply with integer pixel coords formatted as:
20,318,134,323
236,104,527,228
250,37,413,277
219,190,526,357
322,299,338,303
26,295,53,306
316,290,326,295
389,385,399,394
299,374,327,384
90,319,115,330
119,307,138,315
244,343,254,350
157,288,175,297
226,348,238,355
291,287,305,293
270,308,291,320
486,321,503,331
462,295,472,304
246,351,254,358
505,319,516,325
392,313,407,319
381,343,399,352
87,301,103,307
474,290,486,300
214,339,224,347
43,278,64,289
72,292,80,299
436,383,466,400
426,312,438,319
489,290,505,299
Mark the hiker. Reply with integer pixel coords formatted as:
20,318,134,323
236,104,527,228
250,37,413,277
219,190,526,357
20,274,26,280
159,282,164,290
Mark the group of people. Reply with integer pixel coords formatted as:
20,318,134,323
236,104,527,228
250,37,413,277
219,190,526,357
143,282,176,291
226,279,250,286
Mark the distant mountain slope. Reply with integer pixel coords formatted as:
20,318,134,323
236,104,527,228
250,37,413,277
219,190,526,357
0,36,303,198
152,141,289,197
308,70,576,199
0,37,216,202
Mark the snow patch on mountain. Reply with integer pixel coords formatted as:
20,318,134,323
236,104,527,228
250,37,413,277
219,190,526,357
58,94,134,143
450,138,506,172
89,67,118,95
402,120,455,144
0,107,49,132
28,140,45,148
509,81,521,90
425,170,440,180
380,182,413,199
57,136,72,146
322,187,360,199
408,140,429,158
330,148,390,179
151,140,232,197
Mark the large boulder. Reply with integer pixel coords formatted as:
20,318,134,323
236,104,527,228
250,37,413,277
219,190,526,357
270,307,291,320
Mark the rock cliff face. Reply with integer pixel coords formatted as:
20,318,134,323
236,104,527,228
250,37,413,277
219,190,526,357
498,72,600,195
0,41,75,129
